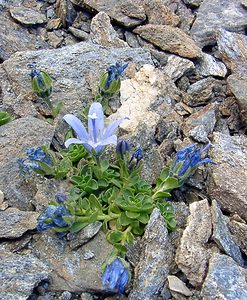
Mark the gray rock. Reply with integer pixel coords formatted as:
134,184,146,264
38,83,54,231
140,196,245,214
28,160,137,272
10,6,47,25
81,0,146,28
68,221,102,250
0,12,49,61
186,77,217,106
32,231,113,293
201,253,247,300
167,275,193,297
0,117,54,210
207,133,247,221
90,12,128,48
80,293,94,300
217,30,247,125
163,54,195,81
228,219,247,256
59,291,72,300
0,251,50,300
143,0,180,26
124,31,140,48
56,0,77,27
211,200,244,266
191,0,247,47
129,208,173,300
134,24,202,58
1,42,152,117
196,53,227,78
241,0,247,7
0,208,39,239
175,199,212,287
190,125,209,143
182,103,217,138
68,27,88,40
47,31,64,48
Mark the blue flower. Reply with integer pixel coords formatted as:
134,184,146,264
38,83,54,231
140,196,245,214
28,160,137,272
36,204,70,232
26,147,52,165
102,258,129,294
116,140,130,158
63,102,127,154
106,63,128,88
18,147,53,175
171,143,215,180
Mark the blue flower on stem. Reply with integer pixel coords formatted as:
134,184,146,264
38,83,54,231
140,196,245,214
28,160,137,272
36,203,70,232
170,143,216,182
63,102,127,154
129,148,143,170
102,258,129,294
106,63,128,89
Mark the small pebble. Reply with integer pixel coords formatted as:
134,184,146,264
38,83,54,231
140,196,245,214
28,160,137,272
83,250,94,260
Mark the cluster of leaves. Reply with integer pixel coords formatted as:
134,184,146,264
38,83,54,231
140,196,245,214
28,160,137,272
34,142,177,257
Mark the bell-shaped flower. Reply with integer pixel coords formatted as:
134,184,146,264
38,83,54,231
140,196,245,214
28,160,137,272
63,102,127,154
102,258,129,294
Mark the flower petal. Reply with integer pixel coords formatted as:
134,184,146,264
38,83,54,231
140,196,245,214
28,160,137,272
63,114,90,141
88,102,104,140
100,135,117,146
103,118,128,139
64,138,83,148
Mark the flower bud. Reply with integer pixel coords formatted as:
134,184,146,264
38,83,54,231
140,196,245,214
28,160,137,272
30,67,53,99
116,140,130,158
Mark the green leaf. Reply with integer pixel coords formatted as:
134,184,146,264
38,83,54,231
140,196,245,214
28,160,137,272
100,159,109,172
159,167,170,181
125,211,140,219
137,213,150,224
0,111,12,126
35,161,55,175
119,212,132,226
113,243,127,254
162,177,179,190
107,230,124,244
69,222,88,233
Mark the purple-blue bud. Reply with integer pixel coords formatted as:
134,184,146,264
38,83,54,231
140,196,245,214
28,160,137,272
116,140,130,158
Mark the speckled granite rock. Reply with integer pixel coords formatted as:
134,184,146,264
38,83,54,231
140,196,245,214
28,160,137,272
0,208,39,238
207,132,247,221
211,200,244,266
191,0,247,47
0,251,50,300
201,253,247,299
176,199,212,287
129,208,173,300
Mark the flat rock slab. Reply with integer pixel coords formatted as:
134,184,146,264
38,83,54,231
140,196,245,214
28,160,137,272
211,200,244,266
191,0,247,47
201,254,247,299
10,6,47,25
0,208,39,239
0,251,50,300
176,199,212,287
134,24,202,58
32,231,113,293
82,0,146,28
0,117,54,210
1,42,152,115
129,208,173,300
208,133,247,221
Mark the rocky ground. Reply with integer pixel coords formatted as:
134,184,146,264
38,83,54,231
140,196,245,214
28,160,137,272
0,0,247,299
